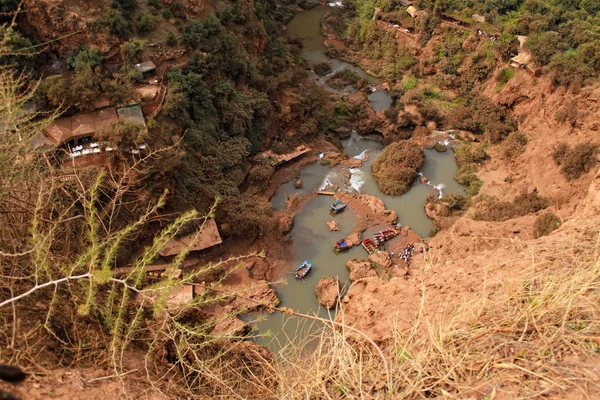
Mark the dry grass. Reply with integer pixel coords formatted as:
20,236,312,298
262,230,600,399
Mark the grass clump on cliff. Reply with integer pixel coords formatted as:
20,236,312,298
500,131,528,159
371,141,424,196
553,142,598,181
534,212,562,238
473,192,549,221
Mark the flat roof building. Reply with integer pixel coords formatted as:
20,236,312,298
117,104,146,127
135,61,156,74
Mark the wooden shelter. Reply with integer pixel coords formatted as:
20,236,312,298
159,218,222,257
43,108,119,145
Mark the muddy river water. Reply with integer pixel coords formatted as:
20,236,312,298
242,5,465,352
287,4,393,110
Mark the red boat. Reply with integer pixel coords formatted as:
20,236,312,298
372,228,400,246
362,238,378,254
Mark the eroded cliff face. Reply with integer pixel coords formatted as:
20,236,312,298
21,0,265,61
23,0,107,51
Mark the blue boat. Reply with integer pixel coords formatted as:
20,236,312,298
334,238,351,252
295,260,313,279
331,199,347,213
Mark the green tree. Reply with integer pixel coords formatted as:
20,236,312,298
72,45,104,73
105,8,130,38
120,39,147,69
137,13,156,35
71,66,103,110
525,31,565,65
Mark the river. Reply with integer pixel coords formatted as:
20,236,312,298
287,4,393,110
241,5,465,352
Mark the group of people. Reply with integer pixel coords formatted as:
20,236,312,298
477,29,498,41
400,243,415,264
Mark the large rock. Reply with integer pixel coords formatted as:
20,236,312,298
346,259,378,281
231,280,279,312
315,277,341,309
246,257,270,280
278,212,295,234
357,194,398,224
211,316,251,338
346,232,362,247
369,250,393,268
327,220,340,231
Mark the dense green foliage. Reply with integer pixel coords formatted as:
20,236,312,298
152,0,333,221
371,140,424,195
35,44,136,111
414,0,600,86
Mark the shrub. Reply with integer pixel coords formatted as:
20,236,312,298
402,75,417,92
183,16,222,48
371,141,424,196
167,31,178,46
496,68,514,90
326,69,360,89
500,131,527,159
313,61,332,76
137,13,156,36
534,212,561,238
553,143,598,180
171,0,186,18
555,100,578,127
121,39,147,69
447,96,516,143
71,45,104,73
105,8,130,38
453,143,487,165
249,161,275,183
111,0,138,14
473,192,550,221
161,8,173,19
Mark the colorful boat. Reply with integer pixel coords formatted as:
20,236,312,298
295,260,313,279
334,238,351,252
362,238,378,254
372,228,400,245
331,199,347,213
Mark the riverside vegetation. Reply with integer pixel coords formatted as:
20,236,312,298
1,0,600,398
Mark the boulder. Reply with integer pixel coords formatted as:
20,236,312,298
346,259,378,281
231,280,279,312
327,220,340,231
315,277,341,309
211,316,251,338
420,176,429,183
294,179,303,188
369,250,393,268
346,232,362,247
279,212,295,234
246,257,270,281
